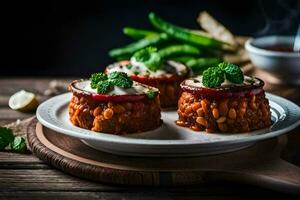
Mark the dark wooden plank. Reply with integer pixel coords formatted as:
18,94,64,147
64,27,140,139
0,169,119,191
0,108,33,120
0,152,43,163
0,78,74,96
0,189,297,200
0,152,47,169
0,168,286,194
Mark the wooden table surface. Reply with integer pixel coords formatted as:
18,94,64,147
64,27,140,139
0,77,299,200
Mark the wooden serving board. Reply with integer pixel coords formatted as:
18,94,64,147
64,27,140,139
26,118,300,194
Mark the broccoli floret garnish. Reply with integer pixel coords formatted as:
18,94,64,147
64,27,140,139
218,62,244,84
108,72,133,88
90,71,133,94
96,80,113,94
202,62,245,88
90,73,108,89
202,66,225,88
132,47,162,71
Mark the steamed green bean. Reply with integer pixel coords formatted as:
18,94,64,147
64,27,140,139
123,27,159,39
109,33,169,58
149,12,225,48
158,44,201,58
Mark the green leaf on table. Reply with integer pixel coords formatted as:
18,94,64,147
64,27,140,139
0,127,14,150
10,136,27,153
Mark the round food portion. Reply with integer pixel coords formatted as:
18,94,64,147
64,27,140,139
105,60,189,108
177,76,271,133
69,80,162,134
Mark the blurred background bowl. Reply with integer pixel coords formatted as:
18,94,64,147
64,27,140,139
245,36,300,84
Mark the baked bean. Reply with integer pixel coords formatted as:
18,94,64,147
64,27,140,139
228,108,237,119
240,99,247,109
201,99,210,113
250,96,257,110
216,116,226,123
212,108,219,119
103,108,114,119
196,108,204,117
238,107,246,118
196,117,208,127
179,104,186,113
219,99,228,116
93,107,102,117
184,105,193,115
192,102,201,111
80,97,87,104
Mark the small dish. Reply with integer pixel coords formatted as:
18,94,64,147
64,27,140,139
245,36,300,84
36,93,300,157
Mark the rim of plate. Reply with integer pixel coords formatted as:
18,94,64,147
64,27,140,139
36,92,300,147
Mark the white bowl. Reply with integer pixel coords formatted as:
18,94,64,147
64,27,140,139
245,36,300,84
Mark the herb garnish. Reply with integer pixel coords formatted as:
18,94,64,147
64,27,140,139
145,90,157,99
131,47,162,71
218,62,244,84
202,62,244,88
90,72,133,94
90,73,107,89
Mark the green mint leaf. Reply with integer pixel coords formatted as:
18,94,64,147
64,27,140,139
218,62,244,84
10,136,26,153
0,127,14,150
90,73,108,89
145,90,157,99
202,66,225,88
96,80,113,93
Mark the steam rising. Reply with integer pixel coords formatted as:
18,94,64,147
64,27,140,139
256,0,300,36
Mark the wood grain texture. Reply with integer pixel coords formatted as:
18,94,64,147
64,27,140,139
26,118,300,194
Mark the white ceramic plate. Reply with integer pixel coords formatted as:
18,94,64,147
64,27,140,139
36,93,300,157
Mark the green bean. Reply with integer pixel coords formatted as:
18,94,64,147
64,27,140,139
123,27,159,39
171,56,197,63
109,33,169,58
186,58,222,74
115,54,131,61
149,12,225,48
158,44,201,58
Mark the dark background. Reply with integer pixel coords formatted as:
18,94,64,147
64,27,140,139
2,0,300,77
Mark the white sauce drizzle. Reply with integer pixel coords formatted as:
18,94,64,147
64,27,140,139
185,75,259,88
106,60,187,78
76,80,158,95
